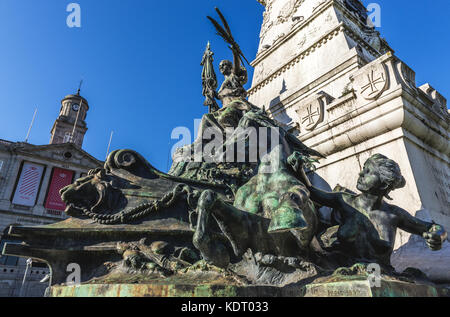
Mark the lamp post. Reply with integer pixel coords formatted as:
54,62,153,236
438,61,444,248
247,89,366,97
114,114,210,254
18,258,32,297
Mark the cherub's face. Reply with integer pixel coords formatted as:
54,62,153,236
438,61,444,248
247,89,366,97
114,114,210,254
219,61,232,76
357,161,382,194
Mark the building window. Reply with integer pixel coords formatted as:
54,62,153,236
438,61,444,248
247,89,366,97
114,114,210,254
0,160,3,173
63,132,72,143
63,152,73,159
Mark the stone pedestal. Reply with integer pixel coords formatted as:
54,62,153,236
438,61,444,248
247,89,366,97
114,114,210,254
303,279,450,297
48,279,449,297
249,0,450,281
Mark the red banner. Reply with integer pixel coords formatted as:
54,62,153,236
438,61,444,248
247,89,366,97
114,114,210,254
44,168,74,211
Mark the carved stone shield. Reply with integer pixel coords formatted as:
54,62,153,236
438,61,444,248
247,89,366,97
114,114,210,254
295,93,328,132
355,62,388,100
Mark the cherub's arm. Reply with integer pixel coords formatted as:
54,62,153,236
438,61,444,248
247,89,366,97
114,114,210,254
305,183,365,220
391,205,431,235
391,205,447,251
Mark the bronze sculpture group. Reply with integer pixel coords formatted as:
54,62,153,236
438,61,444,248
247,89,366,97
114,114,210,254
2,8,447,291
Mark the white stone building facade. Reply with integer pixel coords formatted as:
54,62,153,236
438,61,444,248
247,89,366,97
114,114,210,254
0,92,102,296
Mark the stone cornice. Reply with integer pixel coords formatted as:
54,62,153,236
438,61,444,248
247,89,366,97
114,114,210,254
401,87,450,139
248,0,387,96
249,22,345,96
301,86,449,161
267,48,362,114
10,143,102,169
0,208,65,223
300,90,402,146
248,25,384,96
12,153,98,171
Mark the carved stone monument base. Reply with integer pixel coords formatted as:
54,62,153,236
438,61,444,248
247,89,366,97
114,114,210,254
47,278,450,297
45,261,450,297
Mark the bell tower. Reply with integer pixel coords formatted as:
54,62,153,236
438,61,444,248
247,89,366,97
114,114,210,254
50,89,89,148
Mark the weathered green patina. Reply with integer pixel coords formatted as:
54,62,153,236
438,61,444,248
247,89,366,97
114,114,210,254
48,276,450,298
2,8,448,298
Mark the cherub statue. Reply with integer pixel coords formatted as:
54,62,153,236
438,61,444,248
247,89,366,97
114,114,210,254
288,152,448,267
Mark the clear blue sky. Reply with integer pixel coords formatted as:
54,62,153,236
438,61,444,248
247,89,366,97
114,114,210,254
0,0,448,172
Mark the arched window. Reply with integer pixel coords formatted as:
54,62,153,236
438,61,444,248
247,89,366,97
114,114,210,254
63,132,72,143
